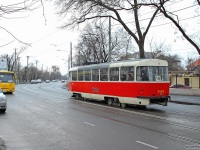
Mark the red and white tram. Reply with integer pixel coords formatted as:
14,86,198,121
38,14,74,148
68,59,170,108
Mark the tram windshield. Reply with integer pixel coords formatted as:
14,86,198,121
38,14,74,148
137,66,168,81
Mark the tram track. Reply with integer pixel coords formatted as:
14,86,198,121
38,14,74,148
16,86,200,132
15,86,200,145
74,99,200,132
38,83,200,119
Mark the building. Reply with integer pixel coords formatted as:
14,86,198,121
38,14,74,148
186,58,200,77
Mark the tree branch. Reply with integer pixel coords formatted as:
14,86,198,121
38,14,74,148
0,26,31,46
158,1,200,55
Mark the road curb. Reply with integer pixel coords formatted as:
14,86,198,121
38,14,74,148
170,89,200,97
169,100,200,106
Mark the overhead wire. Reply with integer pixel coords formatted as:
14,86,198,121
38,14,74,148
116,0,185,25
29,0,188,46
27,0,199,58
111,3,199,27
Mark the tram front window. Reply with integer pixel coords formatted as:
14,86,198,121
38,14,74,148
137,66,168,81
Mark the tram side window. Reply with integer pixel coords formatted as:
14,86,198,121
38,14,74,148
92,69,99,81
120,66,134,81
110,67,119,81
78,70,84,81
72,71,77,81
85,70,91,81
100,68,108,81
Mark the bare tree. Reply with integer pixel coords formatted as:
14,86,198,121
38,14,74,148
148,38,171,58
73,23,134,65
51,65,61,79
152,0,200,55
157,54,183,71
0,0,45,47
55,0,200,58
55,0,160,58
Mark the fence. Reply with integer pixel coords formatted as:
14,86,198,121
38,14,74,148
169,71,200,89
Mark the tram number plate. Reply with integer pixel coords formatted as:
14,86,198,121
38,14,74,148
92,87,99,93
157,90,164,93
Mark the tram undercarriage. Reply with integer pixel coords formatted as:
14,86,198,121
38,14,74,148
71,92,170,108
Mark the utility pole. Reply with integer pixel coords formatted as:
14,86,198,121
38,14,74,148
68,55,70,72
70,42,72,68
14,48,17,73
26,56,30,82
18,57,21,83
35,60,38,79
41,64,43,81
109,16,111,62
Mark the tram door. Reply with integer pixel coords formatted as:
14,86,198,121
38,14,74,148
184,78,189,86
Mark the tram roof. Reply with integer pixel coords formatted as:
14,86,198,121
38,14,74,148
69,59,167,71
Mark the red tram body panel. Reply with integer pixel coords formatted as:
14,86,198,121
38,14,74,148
69,82,170,98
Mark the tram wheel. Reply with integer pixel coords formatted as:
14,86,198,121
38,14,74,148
107,98,113,106
140,105,146,109
76,94,82,100
121,103,126,108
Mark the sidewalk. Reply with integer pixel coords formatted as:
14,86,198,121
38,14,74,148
169,88,200,105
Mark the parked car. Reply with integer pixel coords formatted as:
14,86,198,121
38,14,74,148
170,84,192,89
45,80,50,83
37,79,42,83
0,88,7,113
31,80,37,84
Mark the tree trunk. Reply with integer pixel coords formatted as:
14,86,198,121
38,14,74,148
138,40,145,58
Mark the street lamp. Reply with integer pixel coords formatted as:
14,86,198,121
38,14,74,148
57,49,72,69
26,56,30,82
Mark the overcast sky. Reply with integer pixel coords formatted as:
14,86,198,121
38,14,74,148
0,1,199,75
0,1,80,75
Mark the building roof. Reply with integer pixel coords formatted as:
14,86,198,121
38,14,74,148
186,58,200,68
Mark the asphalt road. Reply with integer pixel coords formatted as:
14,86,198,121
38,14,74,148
0,82,200,150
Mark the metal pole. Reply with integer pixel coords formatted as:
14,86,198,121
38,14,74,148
26,56,29,83
79,50,80,66
35,60,38,79
70,42,72,68
41,64,43,81
18,57,21,83
14,48,17,73
68,55,70,72
109,16,111,62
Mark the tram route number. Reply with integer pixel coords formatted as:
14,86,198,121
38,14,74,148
157,90,164,93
